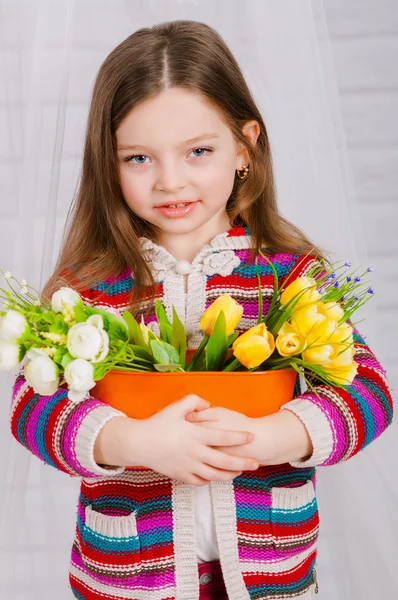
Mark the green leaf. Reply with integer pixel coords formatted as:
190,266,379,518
155,299,173,343
108,319,130,343
127,345,154,362
150,339,180,365
205,310,228,371
122,310,149,348
227,331,239,347
258,251,280,323
61,351,75,369
73,301,90,323
52,346,68,366
18,344,27,364
154,363,184,372
171,306,187,366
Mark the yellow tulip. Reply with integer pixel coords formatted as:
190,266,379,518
200,294,243,336
319,301,344,321
232,323,275,369
323,361,358,385
303,344,335,365
280,277,321,308
305,318,339,346
290,303,327,336
328,322,354,345
275,322,305,357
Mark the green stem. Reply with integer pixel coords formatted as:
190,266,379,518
222,357,242,371
185,335,209,371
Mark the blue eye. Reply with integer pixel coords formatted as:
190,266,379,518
124,147,214,166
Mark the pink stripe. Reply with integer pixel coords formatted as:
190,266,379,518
234,489,271,507
24,393,55,459
138,512,173,533
62,400,103,477
302,391,348,466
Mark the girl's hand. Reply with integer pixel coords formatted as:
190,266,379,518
186,406,265,464
186,406,313,466
134,395,260,486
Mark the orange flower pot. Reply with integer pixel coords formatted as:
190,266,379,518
92,349,297,419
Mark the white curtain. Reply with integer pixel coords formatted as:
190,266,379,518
0,1,396,598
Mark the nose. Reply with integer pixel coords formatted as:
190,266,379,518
154,159,185,193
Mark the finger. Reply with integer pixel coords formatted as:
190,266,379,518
200,427,255,447
187,408,218,422
200,447,259,472
194,463,244,482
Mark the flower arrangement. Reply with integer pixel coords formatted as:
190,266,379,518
0,251,374,403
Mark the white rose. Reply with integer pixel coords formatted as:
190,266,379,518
67,315,109,363
25,354,60,395
64,358,96,402
0,310,28,342
51,287,81,314
0,339,20,370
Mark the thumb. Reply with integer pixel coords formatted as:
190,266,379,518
179,394,211,416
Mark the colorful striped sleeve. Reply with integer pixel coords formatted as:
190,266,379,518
10,367,129,477
8,267,130,478
278,255,395,468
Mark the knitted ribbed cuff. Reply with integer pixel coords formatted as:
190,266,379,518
74,405,128,477
279,398,334,468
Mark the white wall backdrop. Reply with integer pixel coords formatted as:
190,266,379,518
0,1,396,599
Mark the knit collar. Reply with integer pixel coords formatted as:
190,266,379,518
137,224,252,278
138,224,251,255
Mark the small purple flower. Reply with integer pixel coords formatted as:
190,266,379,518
367,266,374,272
355,277,361,283
341,295,346,301
333,281,340,288
354,296,359,301
344,262,352,267
367,288,374,294
346,276,352,282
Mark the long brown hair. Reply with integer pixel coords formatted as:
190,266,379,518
41,20,325,316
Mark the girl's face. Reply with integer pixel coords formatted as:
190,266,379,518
116,88,250,241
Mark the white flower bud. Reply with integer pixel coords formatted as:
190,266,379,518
0,340,20,370
51,287,81,314
25,354,59,395
0,310,28,342
64,358,96,402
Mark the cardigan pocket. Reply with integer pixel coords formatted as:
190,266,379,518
79,504,142,584
269,479,320,559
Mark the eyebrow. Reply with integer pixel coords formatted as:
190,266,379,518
117,133,220,151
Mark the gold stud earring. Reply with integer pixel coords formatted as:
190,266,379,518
236,164,250,180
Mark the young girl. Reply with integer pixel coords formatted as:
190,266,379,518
10,20,393,600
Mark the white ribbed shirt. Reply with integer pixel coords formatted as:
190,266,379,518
182,289,220,563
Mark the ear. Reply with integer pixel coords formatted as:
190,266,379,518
236,120,261,169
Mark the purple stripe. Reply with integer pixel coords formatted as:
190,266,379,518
238,544,310,562
11,376,26,402
62,400,104,477
138,512,173,533
301,390,348,466
24,393,55,460
354,379,388,439
234,489,271,507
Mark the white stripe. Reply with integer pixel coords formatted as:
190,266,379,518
69,563,176,600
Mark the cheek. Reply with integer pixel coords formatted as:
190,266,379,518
200,158,237,199
119,167,148,210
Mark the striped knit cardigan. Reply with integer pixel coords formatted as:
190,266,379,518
10,225,394,600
